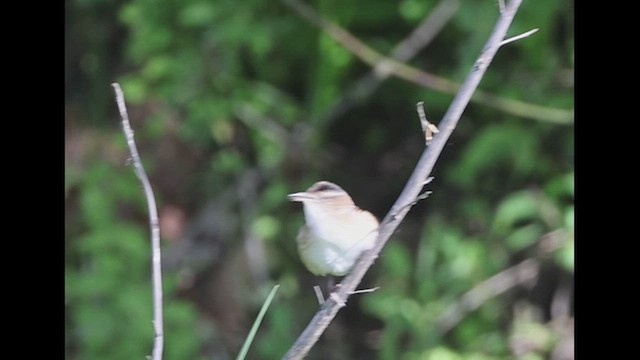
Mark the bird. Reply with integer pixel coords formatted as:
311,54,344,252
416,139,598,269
287,181,379,277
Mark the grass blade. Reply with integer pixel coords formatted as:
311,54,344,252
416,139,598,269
235,284,280,360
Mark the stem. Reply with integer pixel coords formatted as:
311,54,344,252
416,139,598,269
111,83,164,360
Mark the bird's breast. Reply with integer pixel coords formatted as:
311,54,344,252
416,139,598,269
302,203,378,248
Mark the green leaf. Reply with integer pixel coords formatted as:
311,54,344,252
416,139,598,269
493,191,540,235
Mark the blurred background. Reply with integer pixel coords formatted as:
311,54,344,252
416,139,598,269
65,0,574,359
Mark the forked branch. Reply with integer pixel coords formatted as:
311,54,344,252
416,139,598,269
283,0,527,358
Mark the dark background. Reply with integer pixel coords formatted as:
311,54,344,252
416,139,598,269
65,0,574,359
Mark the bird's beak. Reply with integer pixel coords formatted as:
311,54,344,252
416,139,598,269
287,192,314,202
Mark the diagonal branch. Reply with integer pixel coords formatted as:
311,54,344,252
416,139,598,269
436,259,540,333
436,228,568,333
283,0,526,358
111,83,164,360
282,0,573,124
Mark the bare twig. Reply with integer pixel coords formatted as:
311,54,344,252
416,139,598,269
315,0,460,125
283,0,527,358
111,83,164,360
436,229,568,333
313,286,325,305
349,286,380,295
393,190,434,219
416,101,439,144
499,28,539,47
317,0,460,125
416,101,429,129
282,0,573,124
388,0,460,62
436,259,540,333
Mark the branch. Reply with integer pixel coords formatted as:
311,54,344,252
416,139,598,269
436,259,540,333
111,83,164,360
282,0,573,124
435,228,568,333
283,0,527,358
499,28,539,46
316,0,460,126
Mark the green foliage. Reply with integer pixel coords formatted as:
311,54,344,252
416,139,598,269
66,0,573,358
448,124,542,189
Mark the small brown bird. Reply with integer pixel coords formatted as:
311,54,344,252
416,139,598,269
287,181,379,276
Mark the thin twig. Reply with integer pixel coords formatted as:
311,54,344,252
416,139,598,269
282,0,526,358
315,0,460,125
416,101,439,144
392,190,433,220
282,0,573,124
435,229,567,333
389,0,460,61
436,259,540,333
499,28,539,47
349,286,380,295
390,176,435,219
111,83,164,360
313,286,325,305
